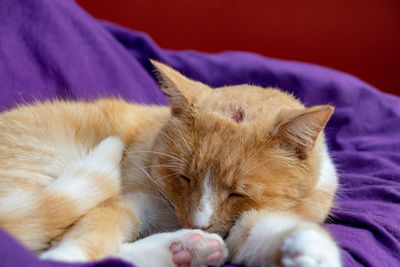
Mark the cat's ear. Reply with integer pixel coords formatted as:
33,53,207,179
151,60,208,116
274,105,334,159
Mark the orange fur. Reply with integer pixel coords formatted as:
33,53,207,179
0,61,338,265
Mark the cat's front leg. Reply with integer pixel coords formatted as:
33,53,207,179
226,210,341,267
117,229,228,267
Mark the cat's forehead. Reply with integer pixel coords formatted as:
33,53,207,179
197,85,303,124
188,130,272,182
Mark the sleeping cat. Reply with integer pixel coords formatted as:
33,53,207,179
0,61,341,267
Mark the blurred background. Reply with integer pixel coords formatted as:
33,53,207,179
77,0,400,96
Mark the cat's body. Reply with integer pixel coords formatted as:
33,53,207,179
0,62,341,267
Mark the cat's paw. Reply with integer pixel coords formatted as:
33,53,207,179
40,242,87,262
281,229,341,267
169,230,227,267
118,229,228,267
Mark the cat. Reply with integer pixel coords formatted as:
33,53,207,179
0,61,341,267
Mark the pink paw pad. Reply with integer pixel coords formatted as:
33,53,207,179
170,242,192,267
170,233,224,267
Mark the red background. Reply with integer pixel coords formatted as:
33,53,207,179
77,0,400,96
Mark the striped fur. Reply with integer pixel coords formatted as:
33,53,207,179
0,62,340,267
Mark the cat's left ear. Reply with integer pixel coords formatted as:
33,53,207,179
274,105,334,159
151,60,210,116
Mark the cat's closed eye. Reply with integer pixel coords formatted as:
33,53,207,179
228,192,244,199
179,175,191,184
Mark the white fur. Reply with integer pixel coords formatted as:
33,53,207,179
281,229,341,267
0,137,122,222
47,136,123,211
232,213,302,267
0,191,38,219
317,147,338,193
117,229,228,267
40,242,88,262
47,173,102,211
232,213,341,267
77,136,123,184
193,171,214,229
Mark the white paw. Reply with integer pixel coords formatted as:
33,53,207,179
281,229,341,267
40,242,87,262
118,229,228,267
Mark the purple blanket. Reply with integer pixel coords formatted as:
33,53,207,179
1,0,400,266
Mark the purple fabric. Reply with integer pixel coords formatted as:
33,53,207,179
1,0,400,266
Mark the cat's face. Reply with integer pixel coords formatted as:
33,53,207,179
150,61,333,238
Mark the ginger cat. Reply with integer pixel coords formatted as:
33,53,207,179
0,61,341,267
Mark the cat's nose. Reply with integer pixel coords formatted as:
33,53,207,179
200,224,211,230
191,223,211,230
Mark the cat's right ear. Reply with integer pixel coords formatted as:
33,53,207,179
151,60,208,116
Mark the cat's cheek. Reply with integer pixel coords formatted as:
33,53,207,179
164,177,187,203
173,196,194,228
211,201,241,237
222,198,251,224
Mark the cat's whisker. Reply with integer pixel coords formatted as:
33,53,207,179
143,123,189,166
232,146,266,181
121,147,174,199
125,153,152,163
170,118,191,152
119,148,175,204
240,158,272,177
130,165,182,172
285,193,318,214
122,148,179,207
157,172,179,181
242,146,266,169
130,150,187,164
143,194,174,207
241,188,261,205
148,123,185,153
129,154,176,208
124,162,182,171
125,150,184,171
137,170,176,208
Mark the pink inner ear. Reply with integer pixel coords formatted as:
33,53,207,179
231,107,244,123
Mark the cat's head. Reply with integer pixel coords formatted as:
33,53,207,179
150,61,333,238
